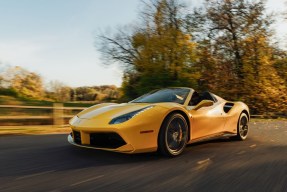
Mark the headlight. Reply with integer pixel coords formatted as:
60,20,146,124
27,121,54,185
109,106,154,124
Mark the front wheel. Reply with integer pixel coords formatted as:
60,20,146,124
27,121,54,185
234,112,249,140
158,113,188,157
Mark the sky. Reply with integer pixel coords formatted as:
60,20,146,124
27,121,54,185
0,0,286,87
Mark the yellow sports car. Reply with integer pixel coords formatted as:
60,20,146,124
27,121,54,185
68,87,250,156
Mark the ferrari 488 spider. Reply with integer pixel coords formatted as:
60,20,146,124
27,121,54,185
68,87,250,156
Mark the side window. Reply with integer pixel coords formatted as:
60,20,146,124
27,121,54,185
201,91,217,103
188,91,217,106
188,91,201,106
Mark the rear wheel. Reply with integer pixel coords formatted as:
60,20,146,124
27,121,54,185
158,113,188,157
234,112,249,140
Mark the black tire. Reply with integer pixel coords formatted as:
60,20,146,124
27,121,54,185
158,113,188,157
234,112,249,140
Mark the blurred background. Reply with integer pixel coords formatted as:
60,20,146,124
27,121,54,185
0,0,287,132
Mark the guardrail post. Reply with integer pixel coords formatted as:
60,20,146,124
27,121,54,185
53,103,64,126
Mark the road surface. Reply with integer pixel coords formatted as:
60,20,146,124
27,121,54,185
0,120,286,192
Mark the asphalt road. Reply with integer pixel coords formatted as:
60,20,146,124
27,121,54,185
0,120,286,192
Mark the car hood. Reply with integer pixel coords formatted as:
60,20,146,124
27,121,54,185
77,103,154,120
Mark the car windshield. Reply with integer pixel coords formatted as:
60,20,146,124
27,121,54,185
131,88,190,104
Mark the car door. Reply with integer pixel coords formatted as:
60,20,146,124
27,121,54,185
187,92,226,140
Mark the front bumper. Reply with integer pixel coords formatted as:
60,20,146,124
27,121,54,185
68,122,159,153
68,134,135,153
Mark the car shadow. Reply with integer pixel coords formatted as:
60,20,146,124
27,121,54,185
0,134,259,178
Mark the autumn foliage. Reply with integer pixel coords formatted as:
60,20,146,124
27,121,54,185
98,0,287,115
0,66,120,103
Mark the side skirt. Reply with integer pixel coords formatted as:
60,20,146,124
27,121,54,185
187,132,237,144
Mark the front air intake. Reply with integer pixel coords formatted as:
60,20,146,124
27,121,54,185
73,130,81,144
90,132,126,149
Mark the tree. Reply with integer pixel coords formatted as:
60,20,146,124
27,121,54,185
47,80,71,102
72,85,119,101
0,63,12,88
241,35,287,113
97,0,287,114
10,67,44,99
98,0,199,99
0,63,3,88
0,74,3,88
274,58,287,86
191,0,287,114
197,0,273,88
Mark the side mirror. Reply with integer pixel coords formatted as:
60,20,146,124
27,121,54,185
193,100,214,110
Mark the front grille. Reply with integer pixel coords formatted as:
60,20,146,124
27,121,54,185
90,132,126,149
73,130,81,144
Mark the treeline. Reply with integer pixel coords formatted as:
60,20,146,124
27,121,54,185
0,65,120,102
98,0,287,114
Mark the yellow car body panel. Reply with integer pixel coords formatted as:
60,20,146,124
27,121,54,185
68,88,249,154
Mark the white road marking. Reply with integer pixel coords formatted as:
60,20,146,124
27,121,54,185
237,150,246,155
70,175,104,186
194,158,212,171
197,158,210,165
249,144,256,148
16,170,55,180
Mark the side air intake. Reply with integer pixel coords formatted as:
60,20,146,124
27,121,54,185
223,102,234,113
